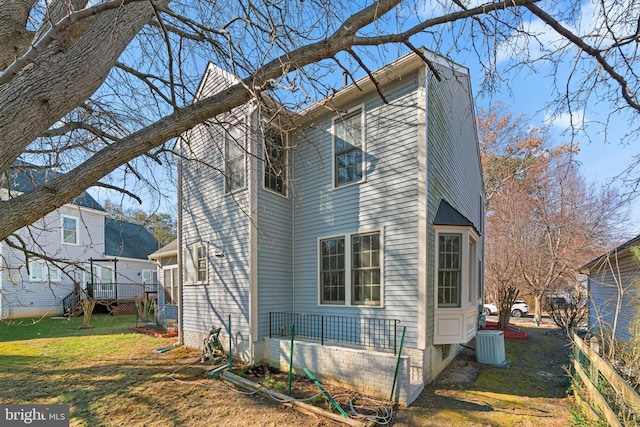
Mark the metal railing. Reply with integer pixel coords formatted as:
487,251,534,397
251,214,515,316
86,282,157,300
269,312,401,354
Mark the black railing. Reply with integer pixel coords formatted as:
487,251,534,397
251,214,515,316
269,312,401,354
86,283,157,300
62,287,82,315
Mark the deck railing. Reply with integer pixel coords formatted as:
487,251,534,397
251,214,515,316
86,282,157,300
269,312,401,354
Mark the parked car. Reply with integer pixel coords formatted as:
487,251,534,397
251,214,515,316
483,300,530,318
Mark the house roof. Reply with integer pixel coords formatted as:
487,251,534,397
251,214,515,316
105,218,159,260
1,162,105,212
294,48,469,126
433,199,479,234
580,234,640,272
148,238,178,260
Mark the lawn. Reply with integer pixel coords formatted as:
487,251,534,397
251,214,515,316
393,324,581,426
0,315,337,426
0,315,586,426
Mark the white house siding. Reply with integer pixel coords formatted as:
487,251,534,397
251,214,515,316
290,72,422,347
0,205,105,318
587,252,640,342
180,98,255,360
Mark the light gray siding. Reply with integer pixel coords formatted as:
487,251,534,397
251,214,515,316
180,81,255,357
290,72,422,347
587,252,640,342
256,129,293,338
425,65,484,345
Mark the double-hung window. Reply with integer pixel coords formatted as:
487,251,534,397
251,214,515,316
435,228,479,310
225,121,246,193
263,126,287,196
437,234,462,307
29,260,45,281
319,230,382,306
185,244,207,285
333,108,364,187
61,216,78,245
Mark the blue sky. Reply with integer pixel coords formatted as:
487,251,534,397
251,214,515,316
92,0,640,238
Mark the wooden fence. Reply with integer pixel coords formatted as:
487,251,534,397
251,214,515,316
572,332,640,426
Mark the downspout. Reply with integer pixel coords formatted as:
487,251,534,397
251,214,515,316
177,144,184,346
291,131,295,314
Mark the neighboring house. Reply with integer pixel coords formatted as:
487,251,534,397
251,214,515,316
148,239,179,329
0,164,159,318
178,49,485,405
580,235,640,342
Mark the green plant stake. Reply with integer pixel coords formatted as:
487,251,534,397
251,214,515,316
390,326,407,402
228,314,232,371
288,323,295,396
304,368,349,418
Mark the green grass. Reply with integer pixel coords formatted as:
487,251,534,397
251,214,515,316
0,315,138,342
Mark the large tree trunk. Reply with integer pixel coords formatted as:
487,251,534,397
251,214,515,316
0,0,165,176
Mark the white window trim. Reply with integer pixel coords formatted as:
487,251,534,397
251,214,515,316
434,225,480,310
48,263,61,282
29,260,45,282
332,105,366,189
61,215,79,245
29,261,62,282
162,265,179,305
317,228,384,308
184,243,208,285
224,118,247,195
261,123,289,198
142,269,157,284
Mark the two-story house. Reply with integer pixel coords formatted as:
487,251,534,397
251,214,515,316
177,50,485,405
0,164,159,318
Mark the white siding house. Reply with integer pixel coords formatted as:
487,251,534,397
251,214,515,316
581,235,640,342
178,50,485,405
0,165,159,318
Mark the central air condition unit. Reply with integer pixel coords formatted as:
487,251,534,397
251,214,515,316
475,330,506,365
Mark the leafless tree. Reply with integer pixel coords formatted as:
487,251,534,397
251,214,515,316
1,0,639,250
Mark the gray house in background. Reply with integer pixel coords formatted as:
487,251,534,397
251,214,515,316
178,50,485,405
0,163,159,318
581,235,640,342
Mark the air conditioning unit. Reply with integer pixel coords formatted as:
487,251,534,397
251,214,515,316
476,330,506,365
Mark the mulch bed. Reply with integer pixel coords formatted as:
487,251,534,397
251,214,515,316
479,321,528,339
130,327,178,338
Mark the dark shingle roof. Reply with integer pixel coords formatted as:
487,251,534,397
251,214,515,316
433,199,478,234
104,218,159,259
2,162,104,211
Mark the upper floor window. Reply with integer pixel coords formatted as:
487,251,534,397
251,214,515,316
185,243,207,285
263,126,287,196
333,108,364,187
319,230,382,306
62,216,78,245
225,122,246,193
142,269,158,285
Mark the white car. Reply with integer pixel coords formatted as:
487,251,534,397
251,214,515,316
483,300,530,318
